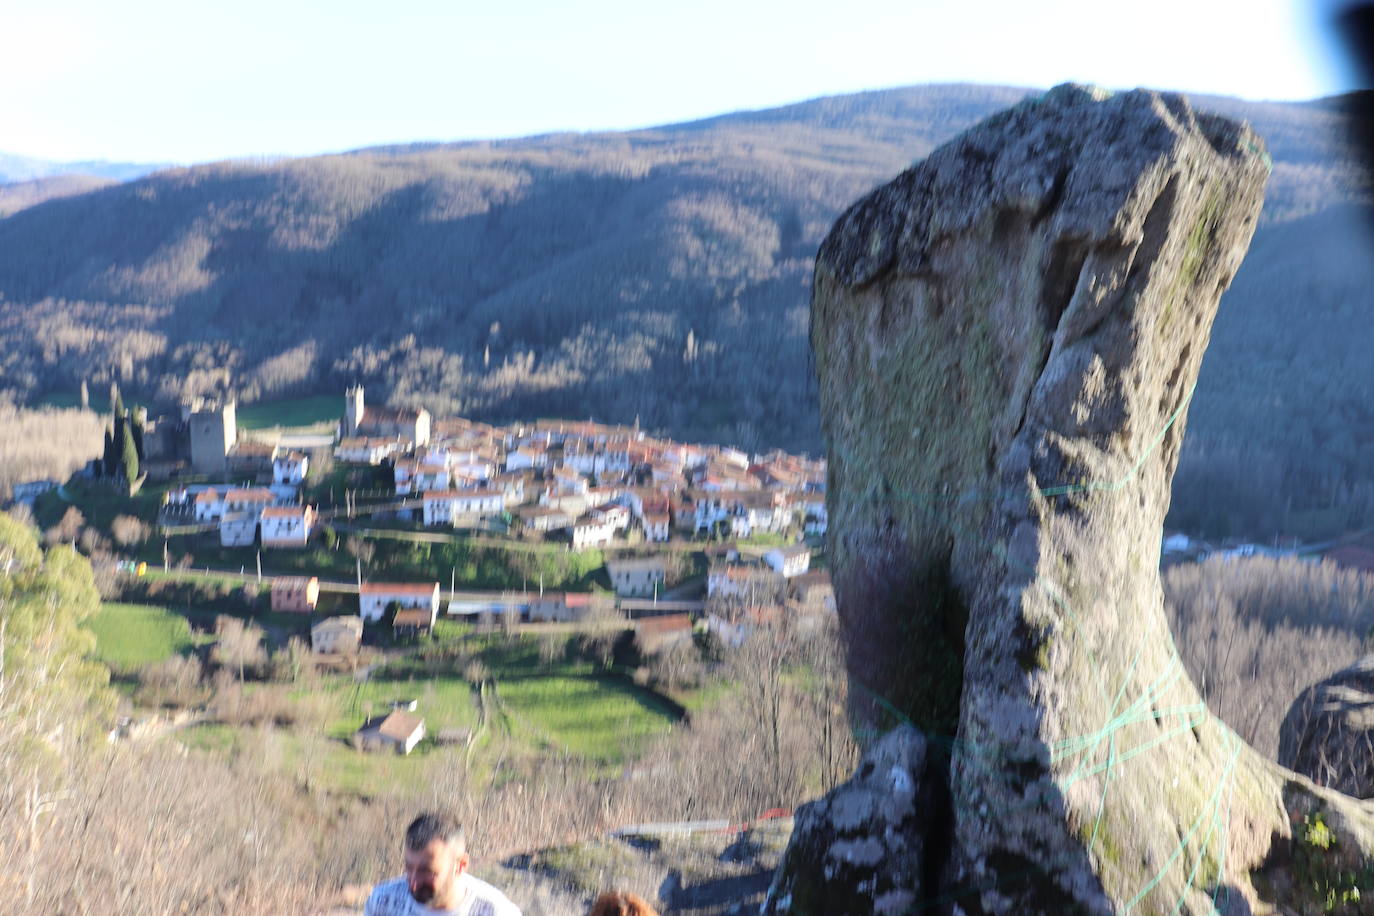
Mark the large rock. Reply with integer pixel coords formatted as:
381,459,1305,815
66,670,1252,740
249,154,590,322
1280,656,1374,799
767,85,1374,914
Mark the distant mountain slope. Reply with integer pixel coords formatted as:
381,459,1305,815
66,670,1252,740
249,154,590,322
0,84,1369,536
0,151,171,184
0,174,118,218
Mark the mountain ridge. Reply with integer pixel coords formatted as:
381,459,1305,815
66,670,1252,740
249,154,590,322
0,82,1369,537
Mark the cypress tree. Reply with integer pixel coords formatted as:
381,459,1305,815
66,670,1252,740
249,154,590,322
131,406,147,462
102,424,116,477
121,421,140,488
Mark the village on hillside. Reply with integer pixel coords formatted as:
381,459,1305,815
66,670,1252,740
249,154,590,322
12,386,840,757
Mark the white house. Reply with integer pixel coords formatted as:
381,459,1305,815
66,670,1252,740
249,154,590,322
261,505,315,548
219,511,257,547
596,504,630,531
505,447,543,472
803,499,828,536
423,488,506,526
571,512,616,550
517,505,573,533
451,454,495,481
413,466,453,493
764,545,811,578
605,555,668,598
393,460,418,495
335,437,401,464
731,491,790,539
642,511,671,543
272,451,309,486
358,582,441,623
194,489,226,522
223,487,276,516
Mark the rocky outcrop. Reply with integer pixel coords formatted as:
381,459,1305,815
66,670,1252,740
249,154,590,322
764,726,932,914
767,85,1374,914
1280,656,1374,799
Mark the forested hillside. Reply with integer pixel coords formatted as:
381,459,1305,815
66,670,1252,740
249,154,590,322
0,84,1369,538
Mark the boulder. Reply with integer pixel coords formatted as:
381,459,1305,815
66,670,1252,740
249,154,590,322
762,725,933,915
767,85,1374,914
1279,655,1374,799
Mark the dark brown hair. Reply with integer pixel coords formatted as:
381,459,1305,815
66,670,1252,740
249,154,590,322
404,812,465,853
588,890,659,916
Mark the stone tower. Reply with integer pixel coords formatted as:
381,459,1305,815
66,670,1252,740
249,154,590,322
345,385,365,435
188,399,237,476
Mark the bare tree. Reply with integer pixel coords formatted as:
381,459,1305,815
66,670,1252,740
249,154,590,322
1164,554,1374,758
111,514,151,548
344,536,375,571
44,506,84,546
213,615,267,683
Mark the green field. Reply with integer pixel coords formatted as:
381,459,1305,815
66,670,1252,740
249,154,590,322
311,673,482,743
497,675,678,762
88,602,205,670
175,670,485,796
236,395,341,430
171,631,689,794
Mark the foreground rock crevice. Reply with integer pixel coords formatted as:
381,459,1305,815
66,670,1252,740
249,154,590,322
768,85,1374,914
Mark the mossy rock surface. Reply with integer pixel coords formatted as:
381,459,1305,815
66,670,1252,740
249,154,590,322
769,84,1374,914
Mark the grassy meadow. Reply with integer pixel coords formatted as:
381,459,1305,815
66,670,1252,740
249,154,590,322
88,601,206,671
164,630,690,796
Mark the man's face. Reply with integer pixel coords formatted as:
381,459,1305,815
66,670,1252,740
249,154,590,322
404,838,468,907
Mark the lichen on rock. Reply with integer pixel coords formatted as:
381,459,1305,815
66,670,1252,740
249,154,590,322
767,84,1374,914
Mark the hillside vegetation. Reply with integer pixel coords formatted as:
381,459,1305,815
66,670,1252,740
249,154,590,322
0,84,1370,537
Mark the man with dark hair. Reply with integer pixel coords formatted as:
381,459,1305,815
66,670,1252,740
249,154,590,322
365,812,521,915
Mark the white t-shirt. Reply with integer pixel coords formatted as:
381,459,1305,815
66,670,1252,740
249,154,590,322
364,873,522,916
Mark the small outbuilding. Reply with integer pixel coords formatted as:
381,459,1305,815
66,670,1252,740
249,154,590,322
354,710,425,755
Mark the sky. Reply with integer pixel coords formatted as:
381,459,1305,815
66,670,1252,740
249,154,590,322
0,0,1359,165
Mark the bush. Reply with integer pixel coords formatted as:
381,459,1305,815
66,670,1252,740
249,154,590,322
111,514,151,547
136,655,209,709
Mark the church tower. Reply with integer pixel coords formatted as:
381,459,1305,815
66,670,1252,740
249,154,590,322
345,385,365,435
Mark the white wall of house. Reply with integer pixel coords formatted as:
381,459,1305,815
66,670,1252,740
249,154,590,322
273,455,309,486
359,587,440,623
262,512,312,547
422,495,456,527
195,494,225,522
312,618,362,653
455,490,505,515
572,520,614,550
219,514,257,547
764,547,811,578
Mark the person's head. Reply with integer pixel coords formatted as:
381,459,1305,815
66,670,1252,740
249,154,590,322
588,890,660,916
402,813,469,908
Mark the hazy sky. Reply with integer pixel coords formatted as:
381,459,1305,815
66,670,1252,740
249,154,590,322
1,0,1357,164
